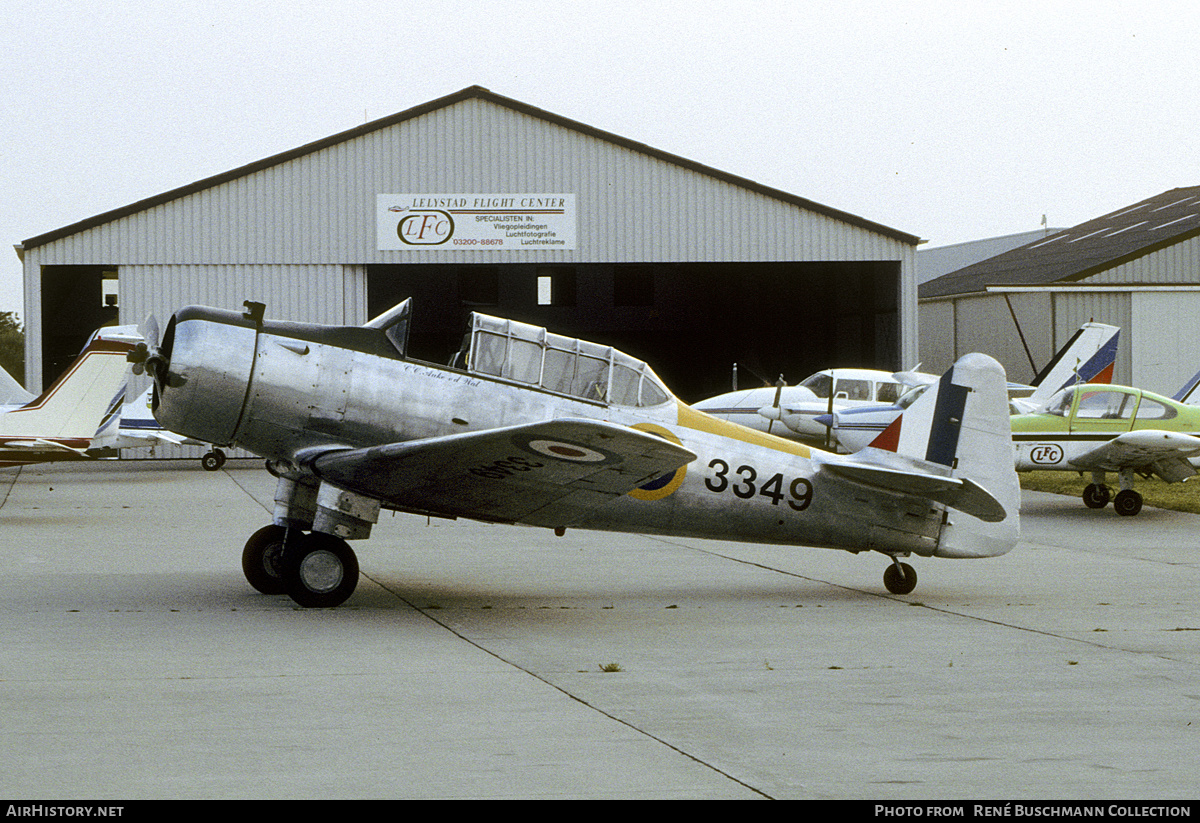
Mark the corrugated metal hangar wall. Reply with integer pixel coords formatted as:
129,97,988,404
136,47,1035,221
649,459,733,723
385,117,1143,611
20,86,920,409
919,231,1200,397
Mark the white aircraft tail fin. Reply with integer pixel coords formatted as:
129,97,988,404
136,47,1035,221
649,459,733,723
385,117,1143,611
1027,322,1119,404
859,353,1020,558
0,363,35,405
2,333,136,442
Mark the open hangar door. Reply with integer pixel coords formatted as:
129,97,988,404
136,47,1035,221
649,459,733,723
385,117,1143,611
368,260,900,403
40,265,120,388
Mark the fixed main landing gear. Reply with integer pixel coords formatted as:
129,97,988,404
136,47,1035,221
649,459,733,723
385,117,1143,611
1082,470,1144,516
241,524,360,608
882,556,918,595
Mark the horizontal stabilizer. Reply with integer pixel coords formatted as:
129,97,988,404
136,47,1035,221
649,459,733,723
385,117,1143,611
822,456,1007,522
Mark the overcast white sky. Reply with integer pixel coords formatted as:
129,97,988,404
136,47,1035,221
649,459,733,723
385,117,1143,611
3,0,1198,319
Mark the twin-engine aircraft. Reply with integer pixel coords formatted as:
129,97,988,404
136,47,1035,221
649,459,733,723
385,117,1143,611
132,300,1021,607
693,322,1119,448
819,322,1121,451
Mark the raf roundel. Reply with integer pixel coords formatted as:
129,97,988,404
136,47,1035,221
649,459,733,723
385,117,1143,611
527,439,608,462
627,423,689,501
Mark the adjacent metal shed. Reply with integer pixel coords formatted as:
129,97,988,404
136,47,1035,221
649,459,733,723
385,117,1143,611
919,186,1200,396
17,86,920,402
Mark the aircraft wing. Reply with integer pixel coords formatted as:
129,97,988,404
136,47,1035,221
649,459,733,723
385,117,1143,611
307,418,697,527
0,438,89,455
1067,430,1200,483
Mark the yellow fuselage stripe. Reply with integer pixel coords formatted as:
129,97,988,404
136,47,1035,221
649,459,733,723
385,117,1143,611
674,402,813,458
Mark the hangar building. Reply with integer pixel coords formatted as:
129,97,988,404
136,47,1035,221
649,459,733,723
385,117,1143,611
919,185,1200,397
16,86,920,410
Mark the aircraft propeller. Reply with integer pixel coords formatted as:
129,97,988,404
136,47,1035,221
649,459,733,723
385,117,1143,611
127,315,172,393
758,375,786,435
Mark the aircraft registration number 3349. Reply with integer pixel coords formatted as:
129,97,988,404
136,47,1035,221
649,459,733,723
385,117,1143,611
705,458,814,510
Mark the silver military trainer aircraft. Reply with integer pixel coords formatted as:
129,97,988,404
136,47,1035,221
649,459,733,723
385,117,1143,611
132,300,1020,607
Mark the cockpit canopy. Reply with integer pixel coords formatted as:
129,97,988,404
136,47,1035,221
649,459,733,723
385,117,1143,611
463,313,672,407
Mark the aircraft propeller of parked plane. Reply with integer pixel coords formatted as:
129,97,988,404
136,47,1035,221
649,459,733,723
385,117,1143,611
129,300,1022,607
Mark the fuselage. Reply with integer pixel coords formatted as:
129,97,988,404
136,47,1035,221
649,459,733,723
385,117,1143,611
153,307,953,558
1011,383,1200,471
693,368,910,440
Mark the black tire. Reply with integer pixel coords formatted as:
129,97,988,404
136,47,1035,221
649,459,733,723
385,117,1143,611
242,525,288,595
284,532,359,608
883,562,918,595
201,449,226,471
1082,483,1110,509
1114,489,1143,517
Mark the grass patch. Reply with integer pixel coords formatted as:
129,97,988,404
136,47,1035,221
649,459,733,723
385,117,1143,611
1020,471,1200,515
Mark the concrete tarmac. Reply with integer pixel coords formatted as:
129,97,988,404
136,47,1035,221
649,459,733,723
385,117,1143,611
1,460,1197,800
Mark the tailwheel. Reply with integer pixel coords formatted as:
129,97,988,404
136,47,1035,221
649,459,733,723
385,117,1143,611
201,448,227,471
1113,489,1143,517
1082,483,1111,509
883,561,918,595
284,532,359,608
242,524,288,595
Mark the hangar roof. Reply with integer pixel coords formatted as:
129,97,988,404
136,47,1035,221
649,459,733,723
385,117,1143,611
21,85,920,250
920,186,1200,299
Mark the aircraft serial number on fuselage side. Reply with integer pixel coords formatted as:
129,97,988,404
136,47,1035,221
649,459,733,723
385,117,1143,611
704,459,814,510
469,456,545,479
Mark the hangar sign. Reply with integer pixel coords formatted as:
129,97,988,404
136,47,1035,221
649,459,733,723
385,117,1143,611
377,194,576,250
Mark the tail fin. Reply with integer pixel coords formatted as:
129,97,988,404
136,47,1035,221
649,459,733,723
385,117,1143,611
0,364,34,406
1027,322,1119,404
2,332,136,442
858,353,1020,558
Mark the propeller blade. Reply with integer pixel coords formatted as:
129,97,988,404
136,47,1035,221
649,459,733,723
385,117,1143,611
768,375,785,434
140,315,161,349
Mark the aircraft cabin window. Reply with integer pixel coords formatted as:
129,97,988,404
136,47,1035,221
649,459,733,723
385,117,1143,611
465,313,672,407
876,382,903,404
608,363,641,406
473,333,507,378
836,379,872,402
1135,398,1176,421
507,338,543,384
1074,389,1134,420
640,378,669,407
800,373,833,399
1045,390,1071,416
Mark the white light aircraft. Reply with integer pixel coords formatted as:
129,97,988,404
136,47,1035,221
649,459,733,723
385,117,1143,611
819,322,1120,452
98,386,229,470
129,300,1020,607
0,327,139,467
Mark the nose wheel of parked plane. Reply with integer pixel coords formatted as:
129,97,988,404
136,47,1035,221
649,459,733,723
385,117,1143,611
883,560,917,595
241,527,360,607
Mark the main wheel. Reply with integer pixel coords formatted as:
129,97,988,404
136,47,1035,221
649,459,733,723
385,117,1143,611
1082,483,1110,509
283,532,359,608
242,524,288,595
1113,489,1143,517
883,562,918,595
